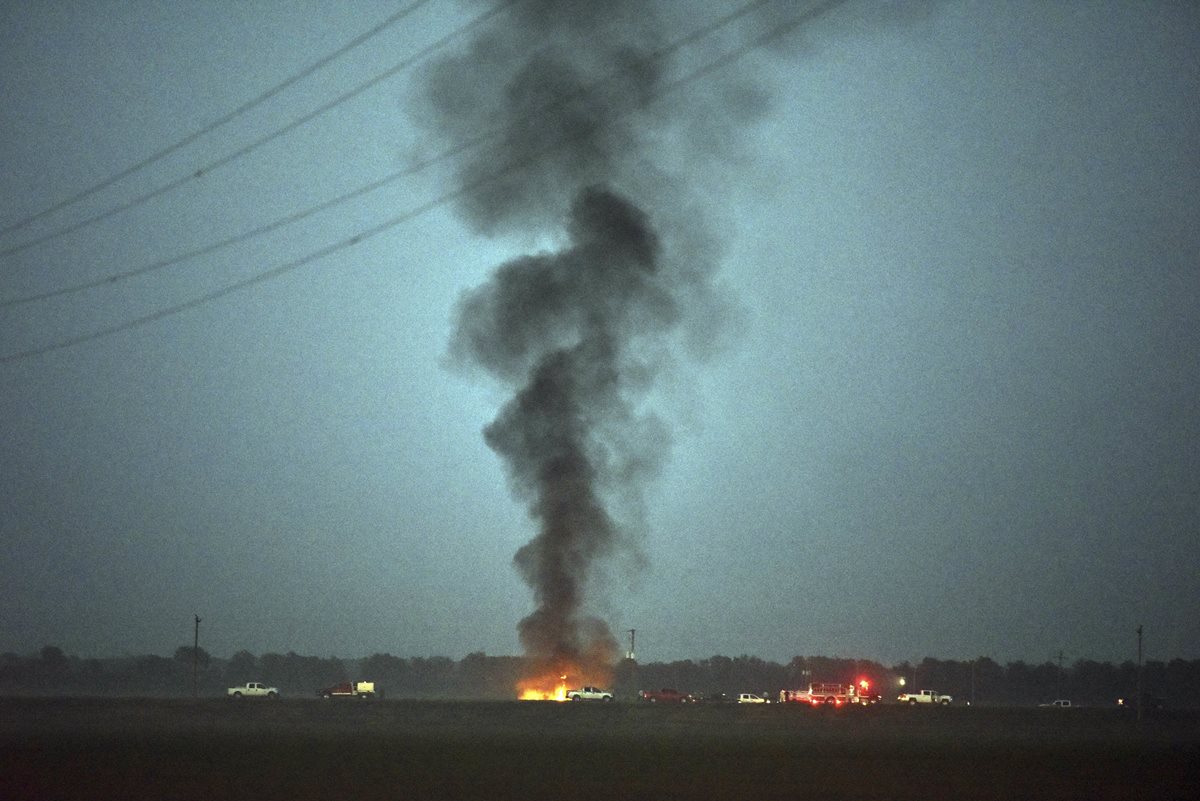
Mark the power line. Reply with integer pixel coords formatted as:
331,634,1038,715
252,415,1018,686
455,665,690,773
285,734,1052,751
3,0,782,311
1,0,850,365
2,158,434,310
0,0,522,260
0,0,434,240
2,0,847,362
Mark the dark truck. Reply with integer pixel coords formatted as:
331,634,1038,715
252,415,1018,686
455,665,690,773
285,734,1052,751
317,680,379,699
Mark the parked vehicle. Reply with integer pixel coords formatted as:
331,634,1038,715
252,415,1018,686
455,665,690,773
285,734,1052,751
227,682,278,699
780,683,849,706
638,688,691,703
317,680,379,699
897,689,952,705
737,693,767,704
780,680,881,707
566,686,613,702
1038,699,1072,708
695,692,732,703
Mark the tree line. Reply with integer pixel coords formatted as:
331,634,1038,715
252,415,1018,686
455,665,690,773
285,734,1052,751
2,645,1196,707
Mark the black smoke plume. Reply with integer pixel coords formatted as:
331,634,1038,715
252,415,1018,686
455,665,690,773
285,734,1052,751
453,187,676,672
421,0,730,680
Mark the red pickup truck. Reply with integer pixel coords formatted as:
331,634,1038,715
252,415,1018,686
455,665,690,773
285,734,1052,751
638,688,692,703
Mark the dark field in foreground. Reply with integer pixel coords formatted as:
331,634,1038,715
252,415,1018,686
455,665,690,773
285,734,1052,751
2,698,1197,800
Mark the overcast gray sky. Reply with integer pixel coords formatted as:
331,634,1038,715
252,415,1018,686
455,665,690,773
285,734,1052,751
2,0,1197,668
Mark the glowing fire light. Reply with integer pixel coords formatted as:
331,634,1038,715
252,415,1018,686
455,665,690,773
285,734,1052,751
518,674,570,702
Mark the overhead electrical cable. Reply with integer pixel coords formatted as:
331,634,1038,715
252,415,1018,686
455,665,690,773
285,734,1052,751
3,0,782,311
0,0,434,240
0,0,850,364
0,0,522,260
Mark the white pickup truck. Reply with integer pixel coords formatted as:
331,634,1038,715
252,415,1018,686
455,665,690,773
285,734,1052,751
227,681,279,699
897,689,952,705
566,686,613,702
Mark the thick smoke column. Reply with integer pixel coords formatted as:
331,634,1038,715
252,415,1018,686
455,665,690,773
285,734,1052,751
454,187,676,671
420,0,726,678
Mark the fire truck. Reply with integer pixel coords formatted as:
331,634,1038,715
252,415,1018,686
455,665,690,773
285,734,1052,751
779,680,879,707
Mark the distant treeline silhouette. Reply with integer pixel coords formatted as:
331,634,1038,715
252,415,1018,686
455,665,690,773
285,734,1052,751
3,646,1197,707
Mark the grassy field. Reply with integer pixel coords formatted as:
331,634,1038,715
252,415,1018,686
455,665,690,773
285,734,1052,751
2,698,1197,800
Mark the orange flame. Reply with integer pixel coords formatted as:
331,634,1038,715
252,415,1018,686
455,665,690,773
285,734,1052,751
517,659,615,701
517,672,571,702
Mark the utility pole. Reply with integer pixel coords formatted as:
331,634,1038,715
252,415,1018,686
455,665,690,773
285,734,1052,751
1136,624,1143,723
193,614,201,699
1056,650,1064,700
626,629,636,661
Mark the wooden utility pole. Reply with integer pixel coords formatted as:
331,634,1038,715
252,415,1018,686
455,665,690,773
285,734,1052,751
193,614,202,698
1136,624,1143,723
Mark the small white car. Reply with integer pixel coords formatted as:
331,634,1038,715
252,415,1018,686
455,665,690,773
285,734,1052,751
1038,699,1072,708
737,693,767,704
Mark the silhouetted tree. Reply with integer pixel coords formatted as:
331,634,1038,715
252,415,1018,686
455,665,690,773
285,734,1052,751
1166,659,1200,702
359,653,411,694
612,657,639,697
700,655,734,692
135,654,180,689
456,651,490,690
663,659,707,693
280,652,346,693
259,653,288,687
225,650,259,684
173,645,211,669
37,645,71,686
973,657,1004,704
409,656,454,696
